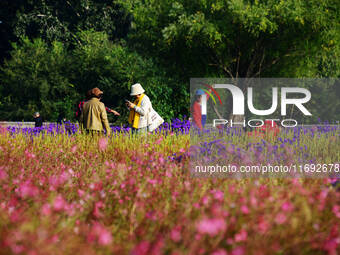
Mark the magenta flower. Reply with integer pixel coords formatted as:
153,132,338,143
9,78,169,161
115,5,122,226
274,213,287,225
41,203,52,216
98,137,108,151
211,249,228,255
155,137,163,145
196,218,226,236
71,145,77,153
257,219,270,234
281,201,294,212
231,246,245,255
16,181,39,198
97,228,112,246
0,167,8,181
93,201,104,218
235,229,248,242
77,189,85,197
89,222,113,246
147,179,158,185
53,195,66,211
332,205,340,218
131,241,150,255
170,227,182,242
241,205,250,214
212,190,224,201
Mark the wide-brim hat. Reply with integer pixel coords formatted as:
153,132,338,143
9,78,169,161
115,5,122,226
91,87,104,98
130,83,145,96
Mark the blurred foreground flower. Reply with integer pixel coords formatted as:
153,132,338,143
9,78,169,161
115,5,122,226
196,218,226,236
98,137,108,151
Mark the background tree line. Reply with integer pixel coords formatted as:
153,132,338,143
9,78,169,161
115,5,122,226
0,0,339,124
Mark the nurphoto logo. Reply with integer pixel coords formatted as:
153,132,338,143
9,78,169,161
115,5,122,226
196,79,313,128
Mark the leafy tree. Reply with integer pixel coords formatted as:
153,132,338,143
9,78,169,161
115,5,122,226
0,0,131,63
120,0,339,122
121,0,339,79
0,37,78,121
13,0,130,44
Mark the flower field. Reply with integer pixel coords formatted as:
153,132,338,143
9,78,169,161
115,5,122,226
0,122,339,255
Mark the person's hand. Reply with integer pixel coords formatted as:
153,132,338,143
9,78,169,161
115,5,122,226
126,101,136,109
111,110,120,116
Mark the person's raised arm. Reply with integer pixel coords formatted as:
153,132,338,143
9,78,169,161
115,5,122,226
105,106,120,116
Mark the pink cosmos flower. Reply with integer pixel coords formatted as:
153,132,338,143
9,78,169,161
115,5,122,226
250,196,257,207
155,137,163,145
170,227,181,242
148,179,157,185
241,205,249,214
17,181,39,198
323,238,339,255
332,205,340,218
98,137,108,151
196,218,226,236
98,229,112,245
275,213,287,225
211,249,228,255
150,237,164,255
77,189,85,197
11,244,25,254
212,190,224,201
281,201,294,212
93,201,104,218
231,246,245,255
179,148,186,153
159,157,165,164
257,219,269,234
0,167,8,180
131,241,150,255
71,145,77,153
41,203,52,216
53,195,66,211
235,229,248,242
89,222,113,246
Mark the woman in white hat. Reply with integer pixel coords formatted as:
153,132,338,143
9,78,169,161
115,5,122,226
126,83,152,134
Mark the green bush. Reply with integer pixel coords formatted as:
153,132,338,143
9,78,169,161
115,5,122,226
0,37,78,121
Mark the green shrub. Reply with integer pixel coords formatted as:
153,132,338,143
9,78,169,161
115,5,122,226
0,37,78,121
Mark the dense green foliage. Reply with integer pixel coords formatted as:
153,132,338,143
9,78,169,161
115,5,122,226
120,0,340,78
0,31,187,122
0,0,339,122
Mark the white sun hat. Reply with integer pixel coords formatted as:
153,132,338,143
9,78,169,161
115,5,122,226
130,83,145,96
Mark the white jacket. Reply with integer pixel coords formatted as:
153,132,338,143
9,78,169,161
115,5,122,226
134,94,152,128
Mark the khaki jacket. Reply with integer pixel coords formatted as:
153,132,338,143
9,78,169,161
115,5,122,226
79,98,111,135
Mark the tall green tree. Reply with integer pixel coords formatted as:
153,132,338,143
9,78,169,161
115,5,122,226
0,37,78,120
0,0,131,61
120,0,339,79
120,0,339,122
